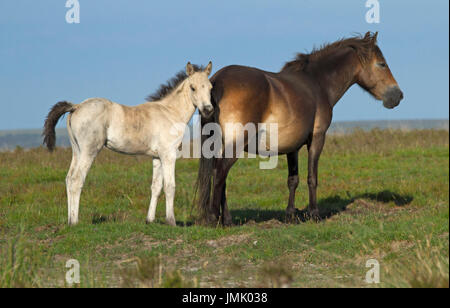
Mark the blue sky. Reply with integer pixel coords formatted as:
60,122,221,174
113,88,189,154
0,0,448,130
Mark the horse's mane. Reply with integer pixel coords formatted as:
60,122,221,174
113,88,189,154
281,32,378,72
146,64,205,102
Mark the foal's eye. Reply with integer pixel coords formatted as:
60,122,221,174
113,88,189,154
378,62,387,68
190,85,196,92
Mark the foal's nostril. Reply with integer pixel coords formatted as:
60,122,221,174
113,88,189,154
399,91,404,100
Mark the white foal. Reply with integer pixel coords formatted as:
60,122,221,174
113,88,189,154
43,62,213,226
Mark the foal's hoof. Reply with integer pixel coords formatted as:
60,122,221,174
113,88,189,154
68,220,78,227
166,217,176,227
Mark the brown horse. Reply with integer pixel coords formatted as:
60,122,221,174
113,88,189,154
197,32,403,225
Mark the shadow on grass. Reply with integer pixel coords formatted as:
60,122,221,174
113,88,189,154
89,190,413,227
230,190,413,225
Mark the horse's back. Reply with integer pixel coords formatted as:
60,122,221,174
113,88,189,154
211,65,320,153
211,65,275,124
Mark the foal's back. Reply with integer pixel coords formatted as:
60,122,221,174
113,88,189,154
68,98,165,156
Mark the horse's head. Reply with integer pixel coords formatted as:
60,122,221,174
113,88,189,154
356,32,404,109
186,61,214,118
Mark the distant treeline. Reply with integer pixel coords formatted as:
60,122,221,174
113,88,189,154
0,119,448,150
0,128,70,150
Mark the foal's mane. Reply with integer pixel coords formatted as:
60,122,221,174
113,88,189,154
146,64,205,102
281,32,378,72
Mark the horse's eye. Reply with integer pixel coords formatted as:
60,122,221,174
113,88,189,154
378,62,387,68
190,85,196,92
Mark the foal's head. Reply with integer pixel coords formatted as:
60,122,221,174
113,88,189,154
356,32,404,109
186,62,214,118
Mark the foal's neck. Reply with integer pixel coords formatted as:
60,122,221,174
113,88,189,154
309,48,361,107
155,80,196,124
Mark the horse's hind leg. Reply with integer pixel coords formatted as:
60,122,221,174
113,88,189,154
307,133,326,220
214,158,237,226
146,158,163,224
221,182,232,226
286,151,299,220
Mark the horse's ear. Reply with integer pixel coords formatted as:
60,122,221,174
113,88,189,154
205,61,212,76
372,31,379,44
186,62,195,76
364,31,371,39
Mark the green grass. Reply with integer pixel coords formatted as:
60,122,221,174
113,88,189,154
0,129,448,287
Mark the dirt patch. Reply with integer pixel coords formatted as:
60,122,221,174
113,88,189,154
244,219,286,229
35,224,66,246
205,233,253,249
390,240,415,252
439,232,449,239
93,233,184,264
343,198,404,216
34,224,62,234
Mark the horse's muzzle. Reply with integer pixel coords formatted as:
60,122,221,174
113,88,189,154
383,86,404,109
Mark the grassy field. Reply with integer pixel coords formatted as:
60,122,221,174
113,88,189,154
0,129,448,288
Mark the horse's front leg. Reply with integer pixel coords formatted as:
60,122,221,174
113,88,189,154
307,133,326,220
146,158,163,224
161,153,177,226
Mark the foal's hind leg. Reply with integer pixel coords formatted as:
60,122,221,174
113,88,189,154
146,158,163,224
66,149,99,226
66,149,79,225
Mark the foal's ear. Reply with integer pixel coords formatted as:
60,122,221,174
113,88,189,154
186,62,195,76
205,61,212,76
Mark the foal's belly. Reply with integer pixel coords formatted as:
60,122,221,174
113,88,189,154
105,129,158,156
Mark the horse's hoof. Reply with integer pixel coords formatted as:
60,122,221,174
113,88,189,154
308,209,321,222
223,219,233,227
285,207,300,223
145,219,153,225
205,215,220,226
286,207,299,216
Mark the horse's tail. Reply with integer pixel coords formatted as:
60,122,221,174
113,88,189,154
195,84,222,223
43,101,76,152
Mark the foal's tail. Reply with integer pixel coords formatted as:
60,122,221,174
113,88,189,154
43,101,76,152
195,86,222,223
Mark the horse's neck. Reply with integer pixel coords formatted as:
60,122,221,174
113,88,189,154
153,80,196,124
310,49,361,107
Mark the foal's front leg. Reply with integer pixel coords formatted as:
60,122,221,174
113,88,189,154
161,153,177,226
146,158,163,224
